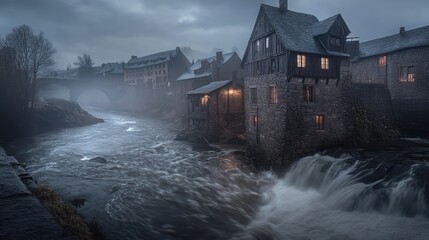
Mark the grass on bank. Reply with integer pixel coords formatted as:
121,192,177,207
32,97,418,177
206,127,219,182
32,184,106,240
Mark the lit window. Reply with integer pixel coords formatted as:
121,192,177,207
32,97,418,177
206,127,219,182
201,95,209,112
297,55,306,68
256,40,260,53
269,85,278,104
400,66,415,83
321,58,329,70
379,56,387,65
266,36,270,49
303,85,315,103
250,87,257,104
316,115,325,130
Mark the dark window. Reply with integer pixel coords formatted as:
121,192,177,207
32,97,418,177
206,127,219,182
269,85,278,104
270,58,277,73
303,85,315,103
250,87,257,104
251,114,257,127
400,66,415,82
316,115,325,130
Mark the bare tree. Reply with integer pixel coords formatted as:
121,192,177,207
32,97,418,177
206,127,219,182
74,54,94,79
4,25,56,110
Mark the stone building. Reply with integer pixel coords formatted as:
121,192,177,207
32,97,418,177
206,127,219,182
94,62,125,83
124,47,190,96
242,0,352,168
185,79,244,140
349,26,429,133
175,52,243,121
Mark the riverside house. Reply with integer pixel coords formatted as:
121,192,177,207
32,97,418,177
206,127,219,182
242,0,352,168
348,26,429,133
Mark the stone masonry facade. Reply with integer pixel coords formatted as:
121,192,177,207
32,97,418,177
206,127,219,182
245,72,351,169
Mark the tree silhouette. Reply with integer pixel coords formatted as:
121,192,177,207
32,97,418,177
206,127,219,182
74,54,94,79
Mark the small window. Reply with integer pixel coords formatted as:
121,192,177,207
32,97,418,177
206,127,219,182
265,36,270,49
251,115,258,127
400,66,415,83
321,58,329,70
256,40,260,53
201,95,209,112
250,87,257,104
297,55,306,68
303,85,315,103
315,115,325,130
379,56,387,65
269,85,278,104
270,58,277,72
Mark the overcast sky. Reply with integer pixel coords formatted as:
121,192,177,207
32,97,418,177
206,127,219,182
1,0,428,69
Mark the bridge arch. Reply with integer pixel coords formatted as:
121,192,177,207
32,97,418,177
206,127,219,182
74,89,112,108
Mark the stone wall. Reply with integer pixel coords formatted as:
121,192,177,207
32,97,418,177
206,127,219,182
245,72,351,169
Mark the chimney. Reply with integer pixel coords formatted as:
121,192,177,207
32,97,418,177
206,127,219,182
216,51,223,64
131,56,137,59
280,0,288,12
400,27,406,36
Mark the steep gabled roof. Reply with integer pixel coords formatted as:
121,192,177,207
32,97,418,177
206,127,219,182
243,4,350,63
186,80,231,95
126,49,177,69
176,52,236,81
359,25,429,58
312,14,350,37
262,4,325,55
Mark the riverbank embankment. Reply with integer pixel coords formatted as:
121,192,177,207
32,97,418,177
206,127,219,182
0,146,67,239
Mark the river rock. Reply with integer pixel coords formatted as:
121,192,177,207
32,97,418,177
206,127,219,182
69,197,86,208
89,157,107,164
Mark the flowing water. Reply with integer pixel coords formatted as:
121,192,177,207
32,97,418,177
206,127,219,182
6,108,429,240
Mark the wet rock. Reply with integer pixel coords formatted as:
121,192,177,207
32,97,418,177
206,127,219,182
89,157,107,164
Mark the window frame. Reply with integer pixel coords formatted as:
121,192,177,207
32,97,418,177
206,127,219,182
250,87,257,104
315,115,325,131
379,56,387,65
321,57,329,70
269,85,278,105
303,85,315,103
297,54,306,68
400,66,415,83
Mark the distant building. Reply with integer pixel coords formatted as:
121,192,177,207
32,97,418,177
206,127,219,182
348,26,429,133
185,80,244,140
176,51,243,121
94,62,125,83
124,47,190,92
242,0,351,167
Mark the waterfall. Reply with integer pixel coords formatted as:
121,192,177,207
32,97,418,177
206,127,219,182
236,154,429,240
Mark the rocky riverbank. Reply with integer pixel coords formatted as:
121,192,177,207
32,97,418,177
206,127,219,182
29,98,104,133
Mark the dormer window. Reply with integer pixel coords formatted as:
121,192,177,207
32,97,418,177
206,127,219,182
379,56,387,65
321,58,329,70
297,54,306,68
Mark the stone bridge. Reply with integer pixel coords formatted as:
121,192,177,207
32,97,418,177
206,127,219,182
36,77,127,104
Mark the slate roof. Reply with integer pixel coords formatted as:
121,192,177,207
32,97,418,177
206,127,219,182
244,5,350,59
126,49,177,69
95,62,124,75
176,52,236,81
186,80,231,95
359,25,429,58
313,14,344,37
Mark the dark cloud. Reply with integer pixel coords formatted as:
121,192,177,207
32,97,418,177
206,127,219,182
0,0,428,69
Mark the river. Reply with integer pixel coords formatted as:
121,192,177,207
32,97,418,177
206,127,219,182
6,108,429,240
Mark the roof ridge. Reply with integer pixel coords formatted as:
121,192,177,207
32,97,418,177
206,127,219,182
362,25,429,44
